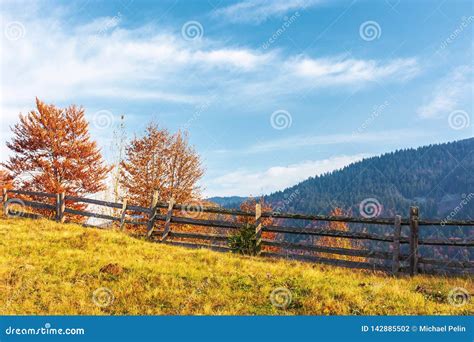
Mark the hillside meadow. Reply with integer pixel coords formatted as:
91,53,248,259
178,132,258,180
0,218,472,315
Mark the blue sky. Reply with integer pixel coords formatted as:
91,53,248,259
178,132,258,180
1,0,473,197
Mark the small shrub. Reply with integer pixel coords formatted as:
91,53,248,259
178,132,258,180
228,223,258,255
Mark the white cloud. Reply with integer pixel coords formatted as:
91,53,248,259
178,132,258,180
291,57,419,84
1,4,420,163
213,129,431,155
0,5,419,113
213,0,323,24
417,65,473,118
75,15,123,34
204,154,368,197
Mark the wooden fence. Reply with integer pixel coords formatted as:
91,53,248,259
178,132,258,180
2,188,473,276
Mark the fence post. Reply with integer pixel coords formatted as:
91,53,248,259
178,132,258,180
391,215,401,275
161,197,175,241
2,188,8,216
409,206,419,276
55,193,61,222
146,190,159,237
119,198,127,231
255,203,262,255
59,192,65,223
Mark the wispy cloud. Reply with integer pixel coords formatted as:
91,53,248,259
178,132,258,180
212,0,323,24
289,56,419,85
204,154,368,197
417,65,473,119
213,129,432,155
1,7,419,115
1,3,421,163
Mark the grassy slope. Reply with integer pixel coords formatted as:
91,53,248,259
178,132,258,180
0,218,472,315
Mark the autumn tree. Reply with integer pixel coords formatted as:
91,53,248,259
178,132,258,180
120,123,203,207
312,208,365,262
0,168,12,189
237,197,273,226
3,98,110,215
231,197,279,253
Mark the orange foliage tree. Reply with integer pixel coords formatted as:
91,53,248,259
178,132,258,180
237,197,272,226
3,98,110,215
0,169,13,190
120,123,204,207
313,208,365,262
237,197,280,251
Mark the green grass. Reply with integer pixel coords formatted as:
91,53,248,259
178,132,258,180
0,218,472,315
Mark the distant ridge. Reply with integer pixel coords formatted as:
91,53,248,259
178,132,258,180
265,138,473,218
205,196,248,208
211,138,474,219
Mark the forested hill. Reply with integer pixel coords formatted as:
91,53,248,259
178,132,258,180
264,138,474,219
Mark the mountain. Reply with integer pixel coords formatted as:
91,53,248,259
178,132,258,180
211,139,474,220
206,196,248,208
264,138,473,219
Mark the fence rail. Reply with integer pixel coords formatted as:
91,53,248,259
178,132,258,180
2,188,473,276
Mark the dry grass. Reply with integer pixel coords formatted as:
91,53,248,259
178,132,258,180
0,218,472,315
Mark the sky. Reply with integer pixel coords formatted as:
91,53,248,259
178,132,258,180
1,0,473,197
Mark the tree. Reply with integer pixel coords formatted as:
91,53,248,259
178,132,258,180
120,123,203,207
0,169,12,189
3,98,110,215
312,208,365,262
237,197,272,226
110,114,127,203
234,197,279,253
